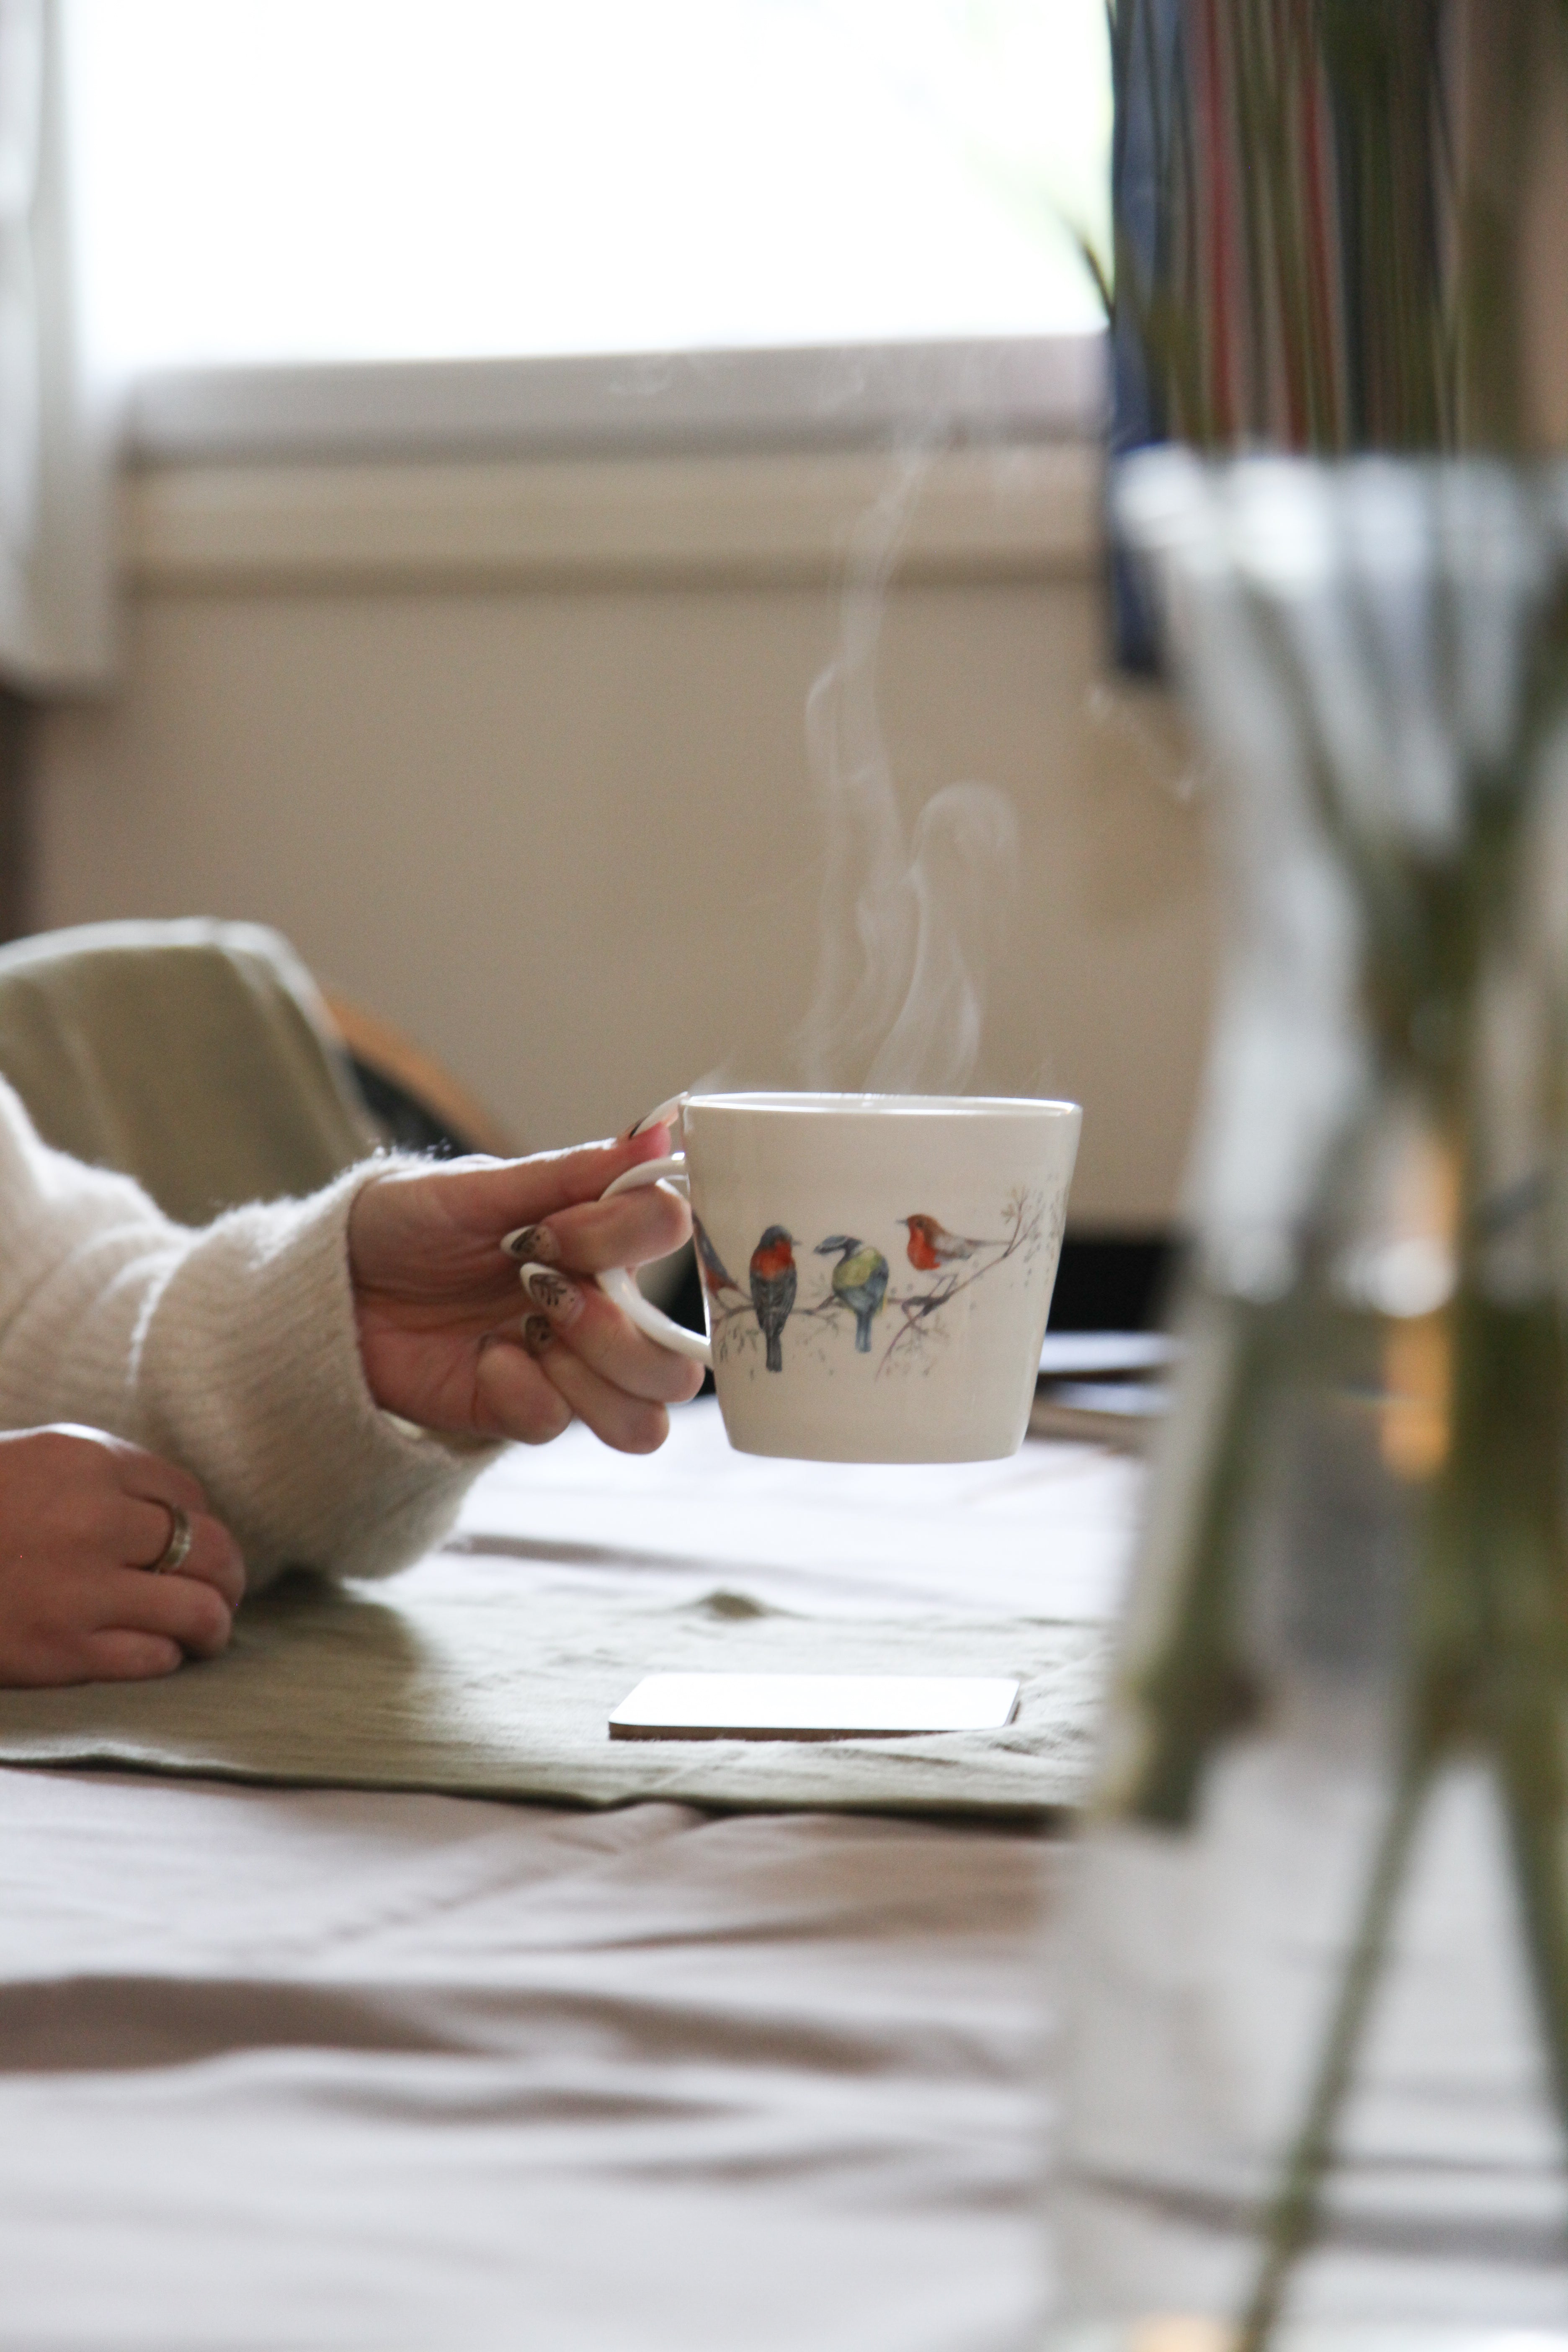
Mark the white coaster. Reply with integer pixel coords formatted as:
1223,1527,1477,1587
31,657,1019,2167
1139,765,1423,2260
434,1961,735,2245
609,1672,1021,1742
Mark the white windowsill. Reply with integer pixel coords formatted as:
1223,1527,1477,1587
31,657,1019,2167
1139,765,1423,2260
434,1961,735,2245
121,444,1102,593
123,336,1104,465
116,335,1106,594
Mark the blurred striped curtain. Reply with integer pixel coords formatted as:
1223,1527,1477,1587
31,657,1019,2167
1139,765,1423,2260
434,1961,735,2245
1102,0,1565,667
1109,0,1461,460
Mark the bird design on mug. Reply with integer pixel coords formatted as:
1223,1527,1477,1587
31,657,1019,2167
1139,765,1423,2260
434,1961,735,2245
815,1235,890,1354
900,1213,1003,1274
694,1216,744,1300
749,1226,797,1372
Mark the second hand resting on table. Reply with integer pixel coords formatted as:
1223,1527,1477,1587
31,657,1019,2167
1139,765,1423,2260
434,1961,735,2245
0,1124,697,1688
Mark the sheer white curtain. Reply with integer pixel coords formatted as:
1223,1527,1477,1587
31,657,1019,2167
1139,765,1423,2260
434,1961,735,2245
0,0,107,689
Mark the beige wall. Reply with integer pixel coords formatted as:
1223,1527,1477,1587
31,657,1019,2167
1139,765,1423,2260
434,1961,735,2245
30,462,1216,1228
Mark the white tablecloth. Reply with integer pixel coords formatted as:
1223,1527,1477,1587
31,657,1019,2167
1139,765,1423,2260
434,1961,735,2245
449,1400,1138,1624
3,1772,1062,2351
2,1410,1135,2351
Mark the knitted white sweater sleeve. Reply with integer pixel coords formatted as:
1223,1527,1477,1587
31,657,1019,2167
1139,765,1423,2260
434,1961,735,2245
0,1080,500,1590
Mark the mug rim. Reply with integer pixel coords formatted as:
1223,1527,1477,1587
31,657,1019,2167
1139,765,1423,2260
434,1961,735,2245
684,1091,1081,1119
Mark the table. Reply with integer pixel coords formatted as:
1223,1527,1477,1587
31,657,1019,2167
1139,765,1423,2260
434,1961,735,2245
1,1407,1138,2351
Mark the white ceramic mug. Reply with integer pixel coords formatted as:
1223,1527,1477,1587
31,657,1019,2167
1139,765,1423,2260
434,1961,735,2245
595,1091,1081,1464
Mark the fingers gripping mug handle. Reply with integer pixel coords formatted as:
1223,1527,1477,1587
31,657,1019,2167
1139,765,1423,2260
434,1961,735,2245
596,1156,713,1369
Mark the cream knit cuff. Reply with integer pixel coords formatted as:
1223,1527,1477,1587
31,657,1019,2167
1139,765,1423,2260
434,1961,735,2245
134,1158,504,1590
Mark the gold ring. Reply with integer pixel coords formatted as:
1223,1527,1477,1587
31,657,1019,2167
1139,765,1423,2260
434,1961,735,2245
148,1504,193,1576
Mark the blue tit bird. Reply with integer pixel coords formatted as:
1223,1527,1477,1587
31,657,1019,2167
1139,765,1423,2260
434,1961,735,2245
694,1215,743,1298
815,1235,889,1354
749,1226,797,1372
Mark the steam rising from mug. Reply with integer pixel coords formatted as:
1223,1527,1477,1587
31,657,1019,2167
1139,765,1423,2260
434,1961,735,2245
792,454,1020,1097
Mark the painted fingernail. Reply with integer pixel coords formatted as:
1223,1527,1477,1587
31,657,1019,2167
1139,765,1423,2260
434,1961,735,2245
624,1093,685,1141
517,1262,583,1322
502,1222,560,1264
520,1314,554,1357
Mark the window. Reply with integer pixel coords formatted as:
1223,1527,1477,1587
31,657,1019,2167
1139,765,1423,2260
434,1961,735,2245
65,0,1110,381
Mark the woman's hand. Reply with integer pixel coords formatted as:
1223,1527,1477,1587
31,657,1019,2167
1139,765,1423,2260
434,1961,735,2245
348,1125,703,1453
0,1426,245,1687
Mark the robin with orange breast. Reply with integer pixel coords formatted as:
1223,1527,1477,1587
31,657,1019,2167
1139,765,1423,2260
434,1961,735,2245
900,1213,1002,1274
749,1226,797,1372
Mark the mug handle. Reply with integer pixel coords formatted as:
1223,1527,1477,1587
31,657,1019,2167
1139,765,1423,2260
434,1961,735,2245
594,1154,714,1369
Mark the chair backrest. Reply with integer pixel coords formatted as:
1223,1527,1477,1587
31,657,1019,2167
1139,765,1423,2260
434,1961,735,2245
0,918,381,1224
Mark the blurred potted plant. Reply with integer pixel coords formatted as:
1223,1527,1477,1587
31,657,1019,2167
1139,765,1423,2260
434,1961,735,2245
1053,2,1568,2340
